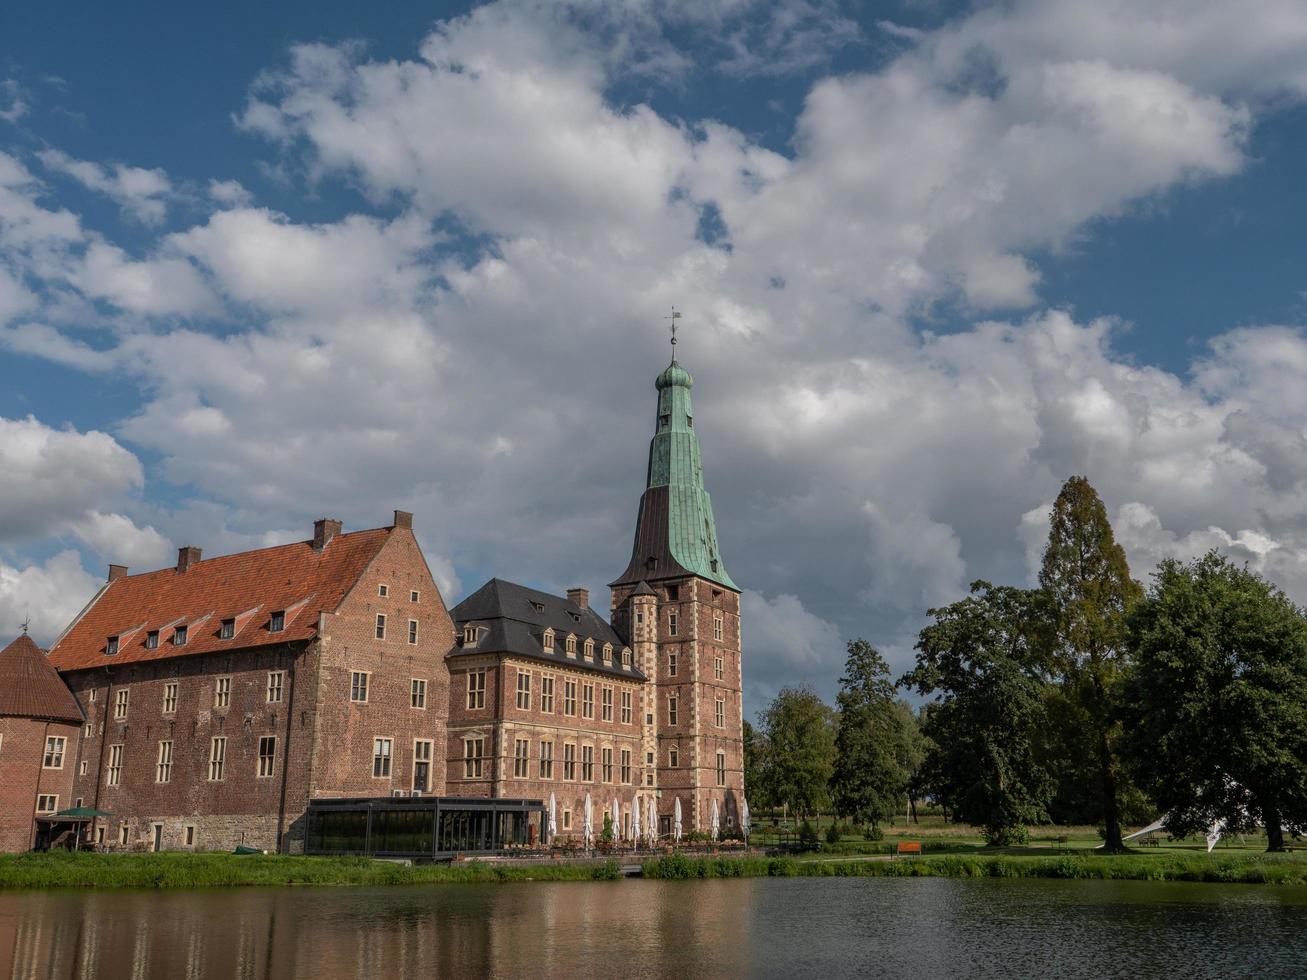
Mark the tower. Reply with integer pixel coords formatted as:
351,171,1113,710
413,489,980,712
610,339,744,837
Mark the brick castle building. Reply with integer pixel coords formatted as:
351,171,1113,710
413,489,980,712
0,351,744,852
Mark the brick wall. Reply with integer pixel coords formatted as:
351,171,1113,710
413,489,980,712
0,717,78,851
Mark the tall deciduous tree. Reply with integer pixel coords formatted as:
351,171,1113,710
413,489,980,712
903,582,1052,845
755,686,835,821
1123,553,1307,852
830,639,908,828
1038,475,1143,851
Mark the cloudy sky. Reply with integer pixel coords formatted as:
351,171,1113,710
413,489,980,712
4,0,1307,715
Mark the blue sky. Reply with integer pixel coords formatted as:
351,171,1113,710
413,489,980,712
4,0,1307,715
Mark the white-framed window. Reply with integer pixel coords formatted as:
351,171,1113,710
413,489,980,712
540,675,555,713
715,698,725,728
411,678,427,709
714,612,724,642
375,614,387,640
539,740,553,779
208,737,226,781
667,651,677,676
563,743,576,780
156,740,173,782
43,736,66,769
258,736,277,778
462,625,478,646
583,638,594,661
350,671,369,703
413,739,433,793
620,749,631,784
84,723,93,738
410,590,420,603
601,687,613,722
668,611,678,636
622,647,632,667
464,737,484,778
267,671,284,703
543,628,555,652
669,745,679,767
214,676,231,709
372,738,393,778
621,690,632,725
514,738,530,778
378,584,389,597
602,643,613,665
467,670,485,709
36,795,57,814
601,747,613,783
668,694,678,726
715,656,724,681
716,752,726,786
114,689,129,720
408,619,419,645
516,670,532,710
581,745,594,781
563,679,577,716
80,760,87,776
582,683,594,720
567,634,578,657
269,610,285,633
163,681,177,714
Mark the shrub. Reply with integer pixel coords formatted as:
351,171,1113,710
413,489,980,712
798,820,819,844
825,824,841,844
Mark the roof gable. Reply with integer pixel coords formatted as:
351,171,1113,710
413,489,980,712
0,634,83,722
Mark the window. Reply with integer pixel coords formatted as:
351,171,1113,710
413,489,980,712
566,635,578,657
601,747,613,783
715,698,725,728
89,689,95,702
462,625,478,646
601,687,613,722
466,670,485,709
408,619,419,644
36,795,57,814
269,611,285,633
119,825,129,846
667,585,680,601
463,738,485,778
543,628,555,652
514,738,530,778
668,694,678,726
413,739,432,792
80,761,87,776
378,584,389,597
540,740,554,779
220,618,235,639
163,682,177,713
622,647,632,668
667,651,677,676
173,625,188,646
184,826,195,847
410,590,420,602
563,680,577,716
84,724,93,737
715,656,724,681
646,751,654,765
106,635,119,656
668,612,678,636
583,638,593,661
411,678,427,709
214,676,231,709
563,810,572,830
540,675,555,713
145,630,159,650
581,745,594,781
714,612,724,642
375,614,387,640
602,643,613,665
669,746,679,767
258,736,277,778
208,738,226,780
516,671,532,710
156,740,173,783
621,691,632,725
267,671,284,703
43,736,66,769
716,751,726,786
373,738,393,778
582,684,595,720
659,412,670,429
350,671,369,703
530,601,544,613
114,689,129,720
563,743,576,780
621,749,632,784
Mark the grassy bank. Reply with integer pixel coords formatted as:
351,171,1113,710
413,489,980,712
0,852,623,890
642,851,1307,885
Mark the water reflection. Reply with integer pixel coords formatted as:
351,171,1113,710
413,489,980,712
2,877,1306,979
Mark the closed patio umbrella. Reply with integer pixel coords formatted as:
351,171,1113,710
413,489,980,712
584,793,593,849
647,797,657,845
613,796,621,841
548,793,557,843
742,799,751,839
673,797,682,843
631,796,641,846
710,799,720,840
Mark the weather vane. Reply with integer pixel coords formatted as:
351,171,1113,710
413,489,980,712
665,307,682,353
20,607,30,635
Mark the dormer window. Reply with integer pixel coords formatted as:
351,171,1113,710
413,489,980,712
145,631,159,650
543,628,555,652
269,611,285,633
173,625,188,646
622,647,632,667
463,625,478,646
220,619,235,640
687,415,693,427
583,638,594,661
106,636,119,656
565,634,577,657
530,601,544,613
602,643,613,665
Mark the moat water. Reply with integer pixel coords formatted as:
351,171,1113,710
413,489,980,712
3,876,1306,979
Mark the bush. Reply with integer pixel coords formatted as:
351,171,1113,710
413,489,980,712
863,826,884,842
825,824,841,844
591,859,622,881
981,824,1029,847
798,820,819,844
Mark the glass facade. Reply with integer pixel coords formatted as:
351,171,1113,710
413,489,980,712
306,797,544,857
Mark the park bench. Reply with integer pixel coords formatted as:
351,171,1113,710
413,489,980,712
895,841,922,859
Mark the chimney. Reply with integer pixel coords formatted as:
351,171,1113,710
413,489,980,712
177,546,202,573
107,564,128,582
567,587,589,610
392,510,413,529
313,518,342,551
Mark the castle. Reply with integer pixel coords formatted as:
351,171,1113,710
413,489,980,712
0,352,745,853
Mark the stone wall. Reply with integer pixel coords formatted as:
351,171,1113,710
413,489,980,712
0,716,78,851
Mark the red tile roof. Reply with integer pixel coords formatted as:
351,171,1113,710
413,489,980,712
0,634,84,722
47,528,392,672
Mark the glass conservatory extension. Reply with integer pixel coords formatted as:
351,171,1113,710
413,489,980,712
305,796,546,858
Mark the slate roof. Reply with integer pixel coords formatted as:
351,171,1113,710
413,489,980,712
0,634,83,723
47,528,392,672
449,578,645,680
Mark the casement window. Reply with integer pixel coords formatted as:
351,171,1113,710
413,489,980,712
173,625,188,646
375,614,387,640
539,740,554,779
378,584,389,597
145,631,159,650
669,746,679,768
563,680,577,716
350,671,370,703
463,738,485,778
269,611,285,633
410,590,420,603
36,795,57,814
114,689,129,720
636,609,645,626
716,698,726,728
581,745,594,782
563,743,576,780
601,687,613,722
620,749,632,784
715,656,724,681
163,682,177,713
667,652,677,677
43,736,66,769
562,810,572,830
713,613,724,642
156,740,173,783
214,676,231,709
413,739,432,793
372,738,393,778
582,684,595,720
646,751,654,765
622,647,632,668
467,670,486,709
621,691,632,725
716,752,726,786
540,675,555,713
602,643,613,665
583,638,594,661
107,745,124,784
667,694,678,726
543,628,555,652
601,747,613,783
516,671,532,710
566,635,578,657
106,635,119,656
668,611,678,636
208,738,225,781
411,678,427,709
220,618,235,639
258,736,277,778
514,738,530,778
408,620,419,645
267,671,284,703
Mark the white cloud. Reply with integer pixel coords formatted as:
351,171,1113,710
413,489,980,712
0,551,100,646
70,240,216,316
67,511,173,569
208,179,253,208
0,80,28,124
37,149,173,225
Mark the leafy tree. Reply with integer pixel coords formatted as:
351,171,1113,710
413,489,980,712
742,718,763,804
1123,553,1307,852
754,686,835,821
893,701,930,823
1038,475,1144,850
902,582,1053,845
829,639,909,828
